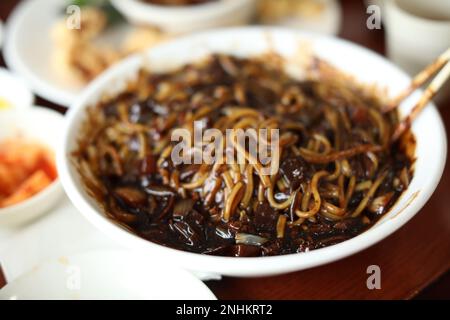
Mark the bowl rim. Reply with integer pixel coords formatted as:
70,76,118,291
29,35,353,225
112,0,253,15
0,180,62,217
58,26,447,276
0,107,64,220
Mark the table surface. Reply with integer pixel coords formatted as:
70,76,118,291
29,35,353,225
1,0,449,299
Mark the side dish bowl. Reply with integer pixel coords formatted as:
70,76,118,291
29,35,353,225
0,107,64,226
111,0,256,34
58,27,447,277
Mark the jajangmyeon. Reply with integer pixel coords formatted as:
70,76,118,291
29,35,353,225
74,54,415,257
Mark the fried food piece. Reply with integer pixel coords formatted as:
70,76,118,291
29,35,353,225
52,7,107,46
52,7,167,83
56,42,121,82
121,27,168,55
52,7,118,82
258,0,325,23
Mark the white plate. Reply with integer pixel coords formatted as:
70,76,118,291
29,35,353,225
59,27,447,277
4,0,80,106
0,250,216,300
0,68,34,110
3,0,136,107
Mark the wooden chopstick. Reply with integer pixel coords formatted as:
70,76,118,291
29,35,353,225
391,57,450,142
383,48,450,114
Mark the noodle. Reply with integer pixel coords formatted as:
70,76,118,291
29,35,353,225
223,182,244,221
295,171,328,218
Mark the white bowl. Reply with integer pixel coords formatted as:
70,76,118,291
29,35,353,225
111,0,256,34
0,107,64,226
58,27,447,277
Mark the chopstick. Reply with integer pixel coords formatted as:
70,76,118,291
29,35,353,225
383,48,450,114
387,48,450,142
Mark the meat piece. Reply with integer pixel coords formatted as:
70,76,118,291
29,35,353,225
173,199,195,221
279,156,309,189
253,202,278,233
140,154,157,175
171,221,202,247
114,187,147,207
230,244,261,257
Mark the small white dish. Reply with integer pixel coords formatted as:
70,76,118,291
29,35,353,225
0,68,34,110
111,0,256,34
0,106,64,226
384,0,450,75
59,27,446,277
0,250,216,300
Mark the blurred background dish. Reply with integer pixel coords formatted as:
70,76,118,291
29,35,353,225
111,0,257,34
4,0,84,106
0,68,33,110
0,250,217,300
0,106,64,227
4,0,170,107
51,0,171,85
257,0,341,35
4,0,341,108
384,0,450,75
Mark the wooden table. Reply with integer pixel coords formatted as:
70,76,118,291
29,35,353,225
1,0,449,299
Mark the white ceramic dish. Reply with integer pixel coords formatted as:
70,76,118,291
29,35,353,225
4,0,82,106
384,0,450,75
0,107,64,226
58,27,447,277
0,68,34,110
0,250,216,300
3,0,141,107
111,0,256,34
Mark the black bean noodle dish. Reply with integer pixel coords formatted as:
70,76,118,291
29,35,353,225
74,54,416,257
